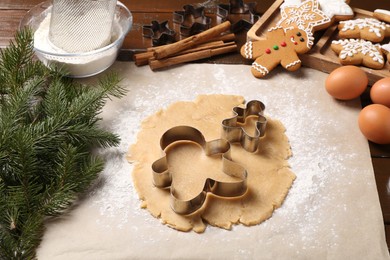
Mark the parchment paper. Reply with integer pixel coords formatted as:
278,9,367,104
36,62,389,260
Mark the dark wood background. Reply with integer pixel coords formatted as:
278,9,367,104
0,0,389,251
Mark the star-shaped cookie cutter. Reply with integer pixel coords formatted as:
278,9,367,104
217,0,260,33
142,20,176,46
222,100,267,153
173,4,212,37
152,126,248,215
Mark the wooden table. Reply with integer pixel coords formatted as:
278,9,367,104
1,0,390,251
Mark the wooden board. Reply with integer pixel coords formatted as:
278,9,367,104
247,0,390,85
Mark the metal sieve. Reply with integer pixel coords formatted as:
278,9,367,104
49,0,117,53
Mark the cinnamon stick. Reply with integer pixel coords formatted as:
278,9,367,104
175,41,226,55
211,33,235,43
153,21,232,60
146,33,235,52
149,42,237,71
135,39,232,66
134,51,154,66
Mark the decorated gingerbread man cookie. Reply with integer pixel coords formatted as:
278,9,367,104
331,38,384,69
241,0,331,78
338,18,390,43
241,27,313,78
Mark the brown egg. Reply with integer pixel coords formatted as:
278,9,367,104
358,104,390,144
325,66,368,100
370,77,390,108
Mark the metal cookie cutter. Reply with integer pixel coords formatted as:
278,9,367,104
142,20,176,46
222,100,267,153
152,126,248,215
217,0,260,33
173,4,212,37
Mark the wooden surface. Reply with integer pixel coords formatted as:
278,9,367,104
0,0,389,251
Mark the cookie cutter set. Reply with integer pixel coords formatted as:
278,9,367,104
142,0,260,46
152,100,267,215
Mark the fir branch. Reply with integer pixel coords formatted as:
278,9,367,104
0,28,125,259
0,29,47,97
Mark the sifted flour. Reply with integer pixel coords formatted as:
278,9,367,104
33,12,122,77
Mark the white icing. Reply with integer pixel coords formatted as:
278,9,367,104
268,26,284,32
318,0,353,18
340,18,389,38
282,0,301,7
374,9,390,16
332,39,384,64
286,60,301,68
381,42,390,53
290,36,298,44
252,62,269,75
244,41,253,59
282,0,353,19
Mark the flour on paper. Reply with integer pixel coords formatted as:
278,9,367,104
128,95,296,232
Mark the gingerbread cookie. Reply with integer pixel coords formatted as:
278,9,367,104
381,42,390,66
374,9,390,24
241,0,332,78
241,27,313,78
317,0,354,21
338,18,390,43
277,0,332,32
281,0,354,22
331,39,384,69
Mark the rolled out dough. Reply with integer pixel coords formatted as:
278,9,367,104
128,94,296,232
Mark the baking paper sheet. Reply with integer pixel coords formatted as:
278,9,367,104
37,62,389,259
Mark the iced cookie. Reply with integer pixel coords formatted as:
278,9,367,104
331,38,384,69
338,18,390,43
374,9,390,24
281,0,354,22
277,0,332,32
318,0,354,21
381,42,390,66
241,0,331,78
241,27,313,78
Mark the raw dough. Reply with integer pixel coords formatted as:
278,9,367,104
128,94,296,232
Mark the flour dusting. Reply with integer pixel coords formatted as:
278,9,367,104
52,62,387,259
93,63,369,232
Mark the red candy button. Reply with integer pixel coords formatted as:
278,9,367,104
265,48,271,54
281,41,287,47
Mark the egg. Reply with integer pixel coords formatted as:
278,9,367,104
370,77,390,108
358,104,390,144
325,65,368,100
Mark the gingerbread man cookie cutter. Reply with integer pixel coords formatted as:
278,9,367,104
222,100,267,153
152,126,248,215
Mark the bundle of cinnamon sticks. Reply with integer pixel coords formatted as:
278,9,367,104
134,21,237,70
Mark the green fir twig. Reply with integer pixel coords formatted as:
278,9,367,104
0,28,125,259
